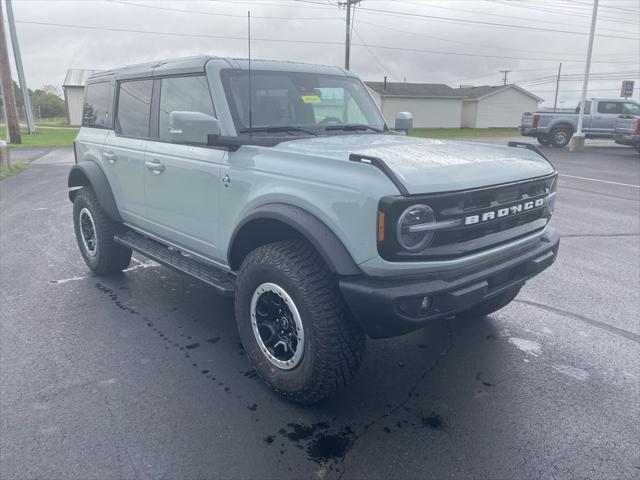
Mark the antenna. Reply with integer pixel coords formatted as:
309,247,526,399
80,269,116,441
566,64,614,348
247,10,253,138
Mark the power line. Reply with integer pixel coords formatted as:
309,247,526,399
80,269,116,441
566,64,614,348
393,0,639,33
107,0,343,20
14,18,638,65
350,4,639,40
352,26,399,81
355,18,630,60
488,0,640,26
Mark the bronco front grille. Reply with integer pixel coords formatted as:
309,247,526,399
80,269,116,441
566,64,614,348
377,174,556,261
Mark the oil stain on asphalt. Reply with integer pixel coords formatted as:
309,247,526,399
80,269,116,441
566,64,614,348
266,422,356,463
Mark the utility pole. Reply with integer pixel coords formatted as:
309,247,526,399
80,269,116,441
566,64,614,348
553,62,562,112
570,0,598,151
340,0,360,70
499,70,511,85
5,0,34,134
0,1,21,144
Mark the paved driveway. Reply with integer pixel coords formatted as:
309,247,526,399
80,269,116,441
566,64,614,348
1,142,638,479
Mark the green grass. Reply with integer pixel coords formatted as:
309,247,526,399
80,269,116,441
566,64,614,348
0,161,29,180
0,126,79,147
35,116,71,127
410,128,519,138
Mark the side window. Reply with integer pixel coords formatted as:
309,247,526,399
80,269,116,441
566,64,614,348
82,81,112,128
158,76,215,142
116,79,153,138
623,103,640,115
597,101,620,114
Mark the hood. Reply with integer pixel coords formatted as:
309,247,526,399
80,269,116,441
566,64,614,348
273,134,555,195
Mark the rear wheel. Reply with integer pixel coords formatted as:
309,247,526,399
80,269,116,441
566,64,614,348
456,286,521,319
536,135,550,146
234,239,365,404
73,187,132,274
550,126,572,148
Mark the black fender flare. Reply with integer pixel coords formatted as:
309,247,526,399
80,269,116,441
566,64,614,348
68,161,122,223
228,203,362,276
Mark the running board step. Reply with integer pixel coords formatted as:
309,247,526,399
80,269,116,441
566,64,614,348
114,230,236,296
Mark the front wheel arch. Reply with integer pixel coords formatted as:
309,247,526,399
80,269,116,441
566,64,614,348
228,204,361,276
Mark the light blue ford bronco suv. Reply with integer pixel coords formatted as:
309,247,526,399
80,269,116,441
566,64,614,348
69,56,559,403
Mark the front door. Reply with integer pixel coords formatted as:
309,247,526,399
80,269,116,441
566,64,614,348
143,75,225,262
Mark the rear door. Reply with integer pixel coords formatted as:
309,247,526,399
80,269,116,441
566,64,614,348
591,101,622,134
143,74,225,261
104,79,153,225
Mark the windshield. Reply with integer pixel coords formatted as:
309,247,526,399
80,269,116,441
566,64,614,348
221,69,386,136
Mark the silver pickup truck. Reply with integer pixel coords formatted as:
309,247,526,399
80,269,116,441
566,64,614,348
614,115,640,152
521,98,640,148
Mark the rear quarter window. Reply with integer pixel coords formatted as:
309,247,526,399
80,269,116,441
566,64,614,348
115,79,153,138
82,81,113,128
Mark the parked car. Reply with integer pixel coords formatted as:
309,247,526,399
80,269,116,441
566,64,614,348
69,56,560,403
613,114,640,153
521,98,640,147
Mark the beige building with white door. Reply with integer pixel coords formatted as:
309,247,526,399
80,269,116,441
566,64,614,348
366,82,466,128
458,85,543,128
366,81,542,129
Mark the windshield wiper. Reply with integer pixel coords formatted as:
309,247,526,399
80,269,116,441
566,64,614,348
239,126,317,136
324,124,384,133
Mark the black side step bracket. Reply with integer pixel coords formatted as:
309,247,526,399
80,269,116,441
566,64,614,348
507,141,549,161
349,153,409,195
114,230,236,296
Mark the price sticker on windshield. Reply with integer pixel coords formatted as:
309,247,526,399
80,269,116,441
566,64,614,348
300,95,321,104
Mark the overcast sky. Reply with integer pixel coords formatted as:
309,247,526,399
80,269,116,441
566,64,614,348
5,0,639,107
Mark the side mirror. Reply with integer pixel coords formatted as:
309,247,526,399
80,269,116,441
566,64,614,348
169,111,221,145
395,112,413,134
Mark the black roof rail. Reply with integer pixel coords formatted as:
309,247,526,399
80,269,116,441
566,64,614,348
349,153,409,195
507,141,549,161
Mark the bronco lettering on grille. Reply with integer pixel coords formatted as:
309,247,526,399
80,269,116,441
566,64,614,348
464,198,545,226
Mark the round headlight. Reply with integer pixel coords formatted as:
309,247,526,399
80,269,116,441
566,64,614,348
397,204,436,252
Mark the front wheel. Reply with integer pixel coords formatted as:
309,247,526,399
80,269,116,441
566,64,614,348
234,239,365,404
456,286,521,319
73,187,132,274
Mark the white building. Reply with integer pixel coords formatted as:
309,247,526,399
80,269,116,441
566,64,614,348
366,82,466,128
366,81,542,129
458,85,543,128
63,69,100,126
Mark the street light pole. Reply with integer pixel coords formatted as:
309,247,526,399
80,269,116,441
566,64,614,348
5,0,34,134
571,0,599,151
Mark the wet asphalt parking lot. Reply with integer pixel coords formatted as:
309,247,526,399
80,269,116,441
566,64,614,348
1,139,639,479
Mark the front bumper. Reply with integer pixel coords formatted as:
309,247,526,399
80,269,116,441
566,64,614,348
340,228,560,338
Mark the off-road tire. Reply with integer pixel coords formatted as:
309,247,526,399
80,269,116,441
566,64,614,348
456,285,521,319
550,126,572,148
73,187,132,274
234,239,365,404
536,135,550,146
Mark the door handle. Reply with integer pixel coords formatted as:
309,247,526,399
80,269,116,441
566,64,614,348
145,160,165,174
103,151,117,164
